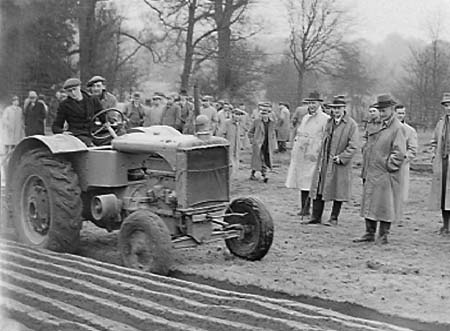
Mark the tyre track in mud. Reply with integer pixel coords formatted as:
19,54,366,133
0,240,414,331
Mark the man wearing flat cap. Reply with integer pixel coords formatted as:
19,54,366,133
286,91,329,218
223,108,246,176
355,93,406,244
144,92,166,126
87,75,118,110
52,78,103,146
199,95,219,134
160,93,182,130
308,95,359,225
429,92,450,235
276,102,291,153
23,90,47,136
248,102,276,183
124,92,145,128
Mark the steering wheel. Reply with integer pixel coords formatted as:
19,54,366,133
90,108,125,140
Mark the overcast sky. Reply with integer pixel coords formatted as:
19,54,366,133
252,0,450,43
119,0,450,43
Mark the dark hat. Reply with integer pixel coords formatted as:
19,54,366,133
258,101,272,108
441,92,450,105
279,101,290,110
152,92,166,100
133,92,141,98
87,75,105,87
179,89,188,96
304,91,323,102
328,95,346,107
63,78,81,90
201,95,213,102
232,108,246,115
373,94,396,109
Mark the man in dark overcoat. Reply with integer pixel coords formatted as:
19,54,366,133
248,102,276,183
307,96,359,225
354,94,406,244
24,91,46,136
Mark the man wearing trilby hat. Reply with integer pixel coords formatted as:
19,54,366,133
354,93,406,244
285,91,329,217
308,95,359,226
429,92,450,235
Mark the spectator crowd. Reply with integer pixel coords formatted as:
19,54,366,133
3,74,450,244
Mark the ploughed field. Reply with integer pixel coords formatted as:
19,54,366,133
0,240,416,331
1,130,450,329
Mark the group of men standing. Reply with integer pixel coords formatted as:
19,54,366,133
285,91,421,244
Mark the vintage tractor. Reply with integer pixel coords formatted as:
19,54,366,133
4,109,274,275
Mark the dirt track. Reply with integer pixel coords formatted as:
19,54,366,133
1,239,419,331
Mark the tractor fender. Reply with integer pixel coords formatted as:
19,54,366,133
6,134,88,180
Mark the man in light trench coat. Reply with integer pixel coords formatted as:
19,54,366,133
429,92,450,235
285,92,329,216
395,104,418,223
307,96,359,225
354,94,406,244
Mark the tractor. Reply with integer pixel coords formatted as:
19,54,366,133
4,108,274,275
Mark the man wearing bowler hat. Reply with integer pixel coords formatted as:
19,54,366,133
429,92,450,235
308,95,359,225
354,94,406,244
52,78,103,146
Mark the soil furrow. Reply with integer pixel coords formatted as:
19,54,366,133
0,240,409,331
1,298,98,331
2,261,282,331
1,272,208,331
1,281,141,331
2,248,368,331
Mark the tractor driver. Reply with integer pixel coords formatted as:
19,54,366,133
52,78,104,147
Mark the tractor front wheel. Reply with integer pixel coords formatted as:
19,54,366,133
225,197,274,260
118,209,172,276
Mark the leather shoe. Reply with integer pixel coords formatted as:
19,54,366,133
353,234,375,243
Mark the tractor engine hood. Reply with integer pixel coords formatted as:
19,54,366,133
111,129,229,169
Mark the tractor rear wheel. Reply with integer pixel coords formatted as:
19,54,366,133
118,209,172,276
9,148,82,253
225,197,274,260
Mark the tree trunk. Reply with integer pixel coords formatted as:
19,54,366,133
78,0,97,83
215,0,233,99
296,69,304,105
180,0,196,92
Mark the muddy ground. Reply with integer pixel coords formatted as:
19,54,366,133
75,130,450,326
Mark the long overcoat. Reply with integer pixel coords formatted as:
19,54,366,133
429,117,450,210
400,122,417,203
223,118,241,174
360,115,406,223
285,109,329,190
277,107,291,142
309,112,359,201
2,105,24,147
248,117,276,171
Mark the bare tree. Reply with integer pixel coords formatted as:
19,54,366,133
142,0,217,91
399,12,450,127
286,0,351,104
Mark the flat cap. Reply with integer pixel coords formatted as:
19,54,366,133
87,75,106,87
63,78,81,90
